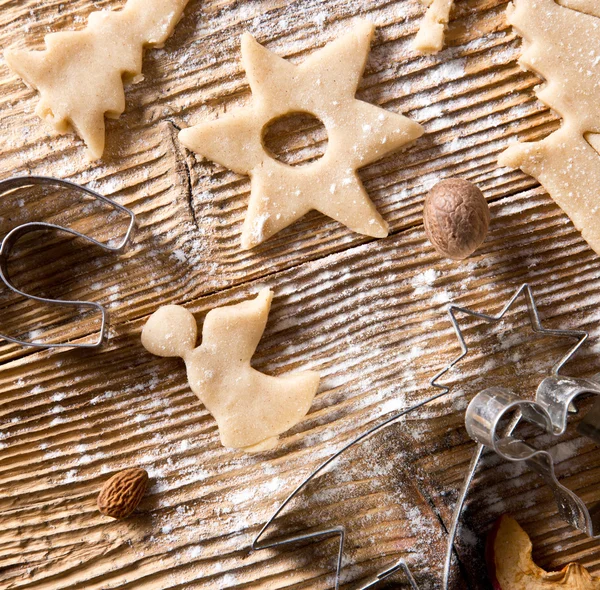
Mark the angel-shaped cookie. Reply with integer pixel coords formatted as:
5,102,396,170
141,289,320,452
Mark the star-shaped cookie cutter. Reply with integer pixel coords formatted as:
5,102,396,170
252,283,591,589
0,176,135,349
179,20,423,249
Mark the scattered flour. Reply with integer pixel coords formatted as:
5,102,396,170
411,268,439,294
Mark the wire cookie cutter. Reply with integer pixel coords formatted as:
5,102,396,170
252,283,590,589
251,292,484,588
464,289,600,536
251,383,445,590
0,176,135,349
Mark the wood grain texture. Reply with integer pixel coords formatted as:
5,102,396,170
1,0,599,589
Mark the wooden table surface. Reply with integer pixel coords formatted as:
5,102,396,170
2,0,600,588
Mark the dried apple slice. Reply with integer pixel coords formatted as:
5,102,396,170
487,515,600,589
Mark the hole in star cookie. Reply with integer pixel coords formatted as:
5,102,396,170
262,112,328,167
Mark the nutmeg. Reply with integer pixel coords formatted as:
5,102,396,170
423,178,490,260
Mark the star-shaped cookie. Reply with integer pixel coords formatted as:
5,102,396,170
179,21,424,249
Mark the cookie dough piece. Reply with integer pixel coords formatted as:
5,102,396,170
179,20,423,249
413,0,455,54
498,0,600,255
5,0,189,160
560,0,600,16
141,289,320,451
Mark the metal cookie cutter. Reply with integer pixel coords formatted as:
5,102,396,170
0,176,135,349
252,290,493,590
253,283,591,589
252,381,445,589
467,377,600,537
440,283,589,588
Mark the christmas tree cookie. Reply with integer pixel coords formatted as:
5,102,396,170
5,0,189,160
499,0,600,255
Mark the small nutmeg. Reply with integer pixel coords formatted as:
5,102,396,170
423,178,490,260
97,468,148,519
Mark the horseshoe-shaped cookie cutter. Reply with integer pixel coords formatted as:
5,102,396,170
0,176,135,349
466,374,600,536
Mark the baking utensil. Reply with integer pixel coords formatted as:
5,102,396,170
0,175,135,349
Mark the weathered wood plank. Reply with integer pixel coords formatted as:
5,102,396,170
2,0,600,589
0,0,558,362
2,188,600,588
